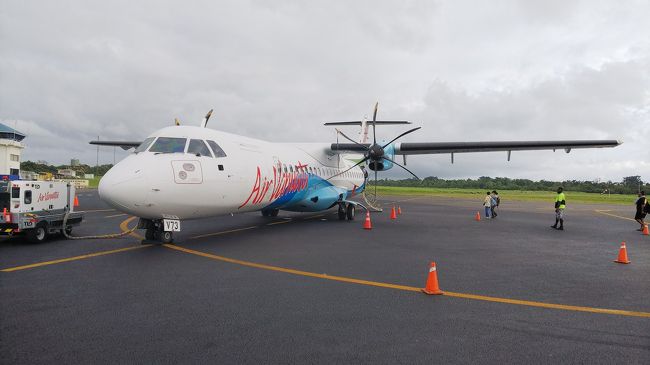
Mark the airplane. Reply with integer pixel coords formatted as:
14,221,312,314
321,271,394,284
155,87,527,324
90,103,621,244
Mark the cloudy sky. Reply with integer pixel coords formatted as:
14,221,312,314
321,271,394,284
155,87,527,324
1,0,648,181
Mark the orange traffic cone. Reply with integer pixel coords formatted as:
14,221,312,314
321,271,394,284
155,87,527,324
614,241,630,264
475,211,481,221
397,206,402,215
642,225,649,236
390,206,397,220
422,262,443,295
74,195,79,207
363,211,372,230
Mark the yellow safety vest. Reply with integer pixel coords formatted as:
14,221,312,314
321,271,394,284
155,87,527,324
555,192,566,209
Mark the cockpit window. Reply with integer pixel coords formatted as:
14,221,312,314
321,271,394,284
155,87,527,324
149,137,187,153
188,139,213,157
206,140,227,158
134,137,156,153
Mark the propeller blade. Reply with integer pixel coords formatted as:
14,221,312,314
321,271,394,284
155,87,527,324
383,156,420,180
382,127,422,149
335,128,370,149
372,102,378,145
325,157,368,181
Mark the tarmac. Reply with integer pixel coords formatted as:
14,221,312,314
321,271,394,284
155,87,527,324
1,189,649,364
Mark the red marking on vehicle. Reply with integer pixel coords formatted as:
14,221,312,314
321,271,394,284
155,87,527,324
37,191,60,202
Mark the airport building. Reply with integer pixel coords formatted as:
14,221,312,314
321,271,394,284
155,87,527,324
0,123,26,177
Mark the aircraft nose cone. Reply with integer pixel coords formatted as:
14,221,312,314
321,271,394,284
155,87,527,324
99,160,150,213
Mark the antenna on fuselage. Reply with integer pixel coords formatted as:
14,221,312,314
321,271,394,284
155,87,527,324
174,118,181,126
200,109,214,128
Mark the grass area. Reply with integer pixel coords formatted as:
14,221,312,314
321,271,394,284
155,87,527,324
371,186,637,205
87,177,101,188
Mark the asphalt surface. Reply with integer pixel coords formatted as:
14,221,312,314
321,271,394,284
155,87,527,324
1,190,649,364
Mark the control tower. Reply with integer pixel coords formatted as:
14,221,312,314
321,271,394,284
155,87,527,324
0,123,26,177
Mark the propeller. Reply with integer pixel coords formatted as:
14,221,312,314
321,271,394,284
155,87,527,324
329,102,421,200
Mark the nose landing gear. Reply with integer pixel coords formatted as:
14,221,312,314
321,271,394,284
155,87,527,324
139,219,174,244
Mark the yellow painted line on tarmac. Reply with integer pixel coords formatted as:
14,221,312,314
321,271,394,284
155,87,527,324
164,244,650,318
1,245,152,272
594,210,636,222
190,226,258,240
1,217,147,272
164,244,421,292
266,220,292,226
120,216,144,239
105,213,128,218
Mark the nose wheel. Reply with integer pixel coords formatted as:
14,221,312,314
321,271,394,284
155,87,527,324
140,219,174,244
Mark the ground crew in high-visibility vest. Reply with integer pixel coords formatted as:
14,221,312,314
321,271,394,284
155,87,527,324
551,187,566,230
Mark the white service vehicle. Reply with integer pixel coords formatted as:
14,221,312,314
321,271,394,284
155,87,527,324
0,180,84,242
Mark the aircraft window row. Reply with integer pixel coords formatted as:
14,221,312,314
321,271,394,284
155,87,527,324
276,164,364,180
142,137,227,158
149,137,187,153
207,140,227,157
188,139,213,157
135,137,156,153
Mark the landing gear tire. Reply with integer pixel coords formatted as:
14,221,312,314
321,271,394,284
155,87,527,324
338,204,346,220
270,209,279,217
145,228,155,241
346,204,356,220
160,231,173,244
27,224,48,243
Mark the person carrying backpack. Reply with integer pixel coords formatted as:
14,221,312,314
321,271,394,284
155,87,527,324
634,191,647,231
490,190,500,218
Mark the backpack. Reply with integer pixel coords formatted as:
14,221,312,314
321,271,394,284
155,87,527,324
645,198,650,214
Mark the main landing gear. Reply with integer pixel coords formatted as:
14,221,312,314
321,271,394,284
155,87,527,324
261,209,279,217
139,219,174,244
338,202,356,221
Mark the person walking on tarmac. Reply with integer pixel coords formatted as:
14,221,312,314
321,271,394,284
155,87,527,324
634,191,647,231
551,187,566,230
490,190,500,218
483,191,493,219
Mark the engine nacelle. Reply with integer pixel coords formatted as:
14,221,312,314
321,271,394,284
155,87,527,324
368,144,395,171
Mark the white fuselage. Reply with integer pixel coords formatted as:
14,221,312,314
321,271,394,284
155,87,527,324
99,126,366,220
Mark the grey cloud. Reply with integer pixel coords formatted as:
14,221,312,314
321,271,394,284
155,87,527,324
0,0,648,181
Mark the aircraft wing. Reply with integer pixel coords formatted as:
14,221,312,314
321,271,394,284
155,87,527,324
393,140,622,155
329,140,621,154
89,140,143,150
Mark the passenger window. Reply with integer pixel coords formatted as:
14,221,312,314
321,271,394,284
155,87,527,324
24,190,32,204
206,140,227,158
283,164,287,173
149,137,187,153
134,137,156,153
290,165,294,173
188,139,213,157
11,187,20,199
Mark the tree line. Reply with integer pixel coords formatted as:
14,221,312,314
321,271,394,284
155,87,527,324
373,175,648,195
21,161,114,177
